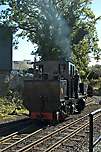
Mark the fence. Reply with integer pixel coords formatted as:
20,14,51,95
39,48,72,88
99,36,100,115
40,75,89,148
89,108,101,152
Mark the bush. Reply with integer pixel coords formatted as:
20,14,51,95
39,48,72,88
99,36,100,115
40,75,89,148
6,90,24,109
0,89,27,119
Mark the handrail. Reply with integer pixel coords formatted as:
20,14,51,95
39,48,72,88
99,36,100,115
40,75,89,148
89,108,101,152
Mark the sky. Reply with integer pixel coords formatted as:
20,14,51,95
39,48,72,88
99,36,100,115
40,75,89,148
89,0,101,65
0,0,101,65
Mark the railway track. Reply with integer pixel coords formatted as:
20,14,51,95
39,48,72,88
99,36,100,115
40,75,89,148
86,97,96,106
0,113,100,152
0,118,32,137
0,128,43,151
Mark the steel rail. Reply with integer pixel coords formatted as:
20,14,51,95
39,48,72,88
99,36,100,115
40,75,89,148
0,128,43,152
45,123,89,152
0,132,18,143
17,113,101,152
0,122,36,143
86,101,96,106
85,97,97,106
0,119,34,143
44,113,101,152
16,114,89,152
1,113,99,152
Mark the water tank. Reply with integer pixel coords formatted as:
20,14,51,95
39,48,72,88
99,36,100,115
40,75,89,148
0,25,12,71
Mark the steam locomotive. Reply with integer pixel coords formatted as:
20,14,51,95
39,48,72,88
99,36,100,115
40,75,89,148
23,60,85,122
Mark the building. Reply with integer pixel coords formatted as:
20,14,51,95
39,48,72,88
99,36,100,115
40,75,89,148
0,25,12,96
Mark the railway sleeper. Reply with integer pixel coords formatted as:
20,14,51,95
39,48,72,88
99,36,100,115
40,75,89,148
12,137,22,140
32,148,44,152
64,144,74,148
66,129,75,132
76,133,86,137
62,132,70,136
32,147,47,151
55,136,63,140
85,130,90,133
0,142,12,145
68,126,78,129
70,138,81,142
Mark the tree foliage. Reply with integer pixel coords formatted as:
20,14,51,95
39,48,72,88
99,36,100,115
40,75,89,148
0,0,101,75
87,64,101,80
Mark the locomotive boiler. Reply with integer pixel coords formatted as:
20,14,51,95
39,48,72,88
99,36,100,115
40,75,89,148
23,60,85,121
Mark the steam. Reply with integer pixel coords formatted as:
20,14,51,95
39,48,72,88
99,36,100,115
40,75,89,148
39,0,71,60
21,0,71,60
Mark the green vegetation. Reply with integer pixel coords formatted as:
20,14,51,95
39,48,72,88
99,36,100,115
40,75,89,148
88,65,101,79
0,90,28,120
87,65,101,95
87,65,101,87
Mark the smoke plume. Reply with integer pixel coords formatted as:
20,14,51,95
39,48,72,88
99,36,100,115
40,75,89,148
38,0,71,60
19,0,71,60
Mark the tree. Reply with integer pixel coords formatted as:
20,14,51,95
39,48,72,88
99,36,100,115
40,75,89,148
87,64,101,80
0,0,101,76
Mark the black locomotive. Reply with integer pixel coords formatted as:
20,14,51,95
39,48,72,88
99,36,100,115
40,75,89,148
23,60,85,121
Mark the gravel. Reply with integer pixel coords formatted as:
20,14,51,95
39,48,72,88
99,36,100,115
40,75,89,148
0,96,101,151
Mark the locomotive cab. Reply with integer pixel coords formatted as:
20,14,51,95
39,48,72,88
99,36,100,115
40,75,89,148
23,60,83,121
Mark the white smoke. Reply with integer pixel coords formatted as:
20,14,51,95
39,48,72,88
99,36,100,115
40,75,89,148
21,0,71,60
40,0,71,60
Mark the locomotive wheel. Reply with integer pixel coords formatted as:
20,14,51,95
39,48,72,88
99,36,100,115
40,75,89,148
76,98,85,113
